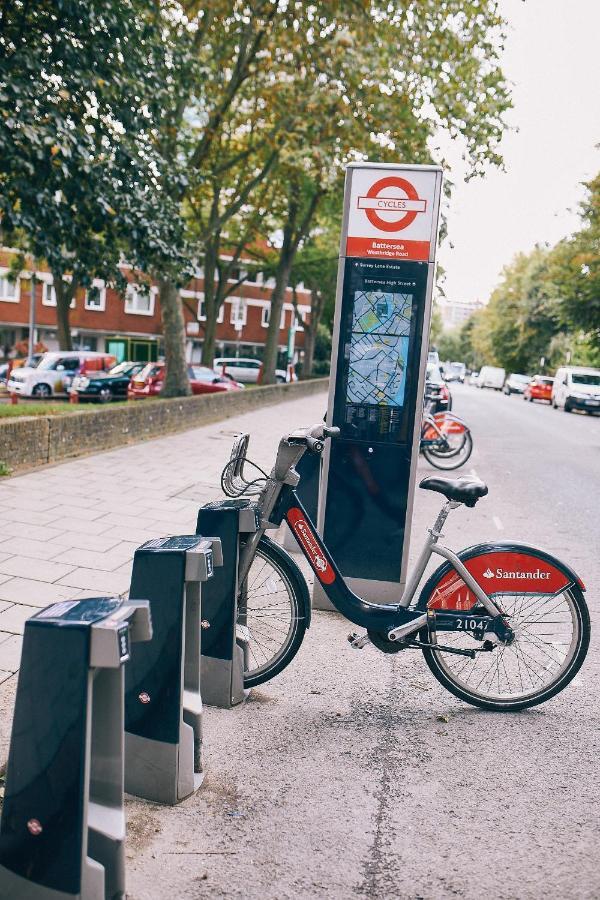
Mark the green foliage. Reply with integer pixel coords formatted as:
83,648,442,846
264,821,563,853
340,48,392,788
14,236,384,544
458,171,600,375
0,0,189,347
548,173,600,354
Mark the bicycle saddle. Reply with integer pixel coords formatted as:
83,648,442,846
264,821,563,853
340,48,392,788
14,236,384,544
419,475,488,506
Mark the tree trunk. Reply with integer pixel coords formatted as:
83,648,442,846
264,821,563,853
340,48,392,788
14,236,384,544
53,273,74,350
262,254,294,384
158,277,191,397
200,239,219,367
302,324,316,378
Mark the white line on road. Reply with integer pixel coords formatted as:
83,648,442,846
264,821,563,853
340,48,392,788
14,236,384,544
493,515,504,531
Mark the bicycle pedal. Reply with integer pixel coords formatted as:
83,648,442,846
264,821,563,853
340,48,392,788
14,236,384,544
347,631,370,649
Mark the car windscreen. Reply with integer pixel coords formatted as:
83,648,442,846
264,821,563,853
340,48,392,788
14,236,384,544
107,362,133,376
138,364,163,380
426,363,443,383
190,366,218,382
572,373,600,387
37,356,61,370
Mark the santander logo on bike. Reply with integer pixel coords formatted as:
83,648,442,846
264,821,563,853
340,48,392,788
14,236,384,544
286,507,336,585
482,566,551,581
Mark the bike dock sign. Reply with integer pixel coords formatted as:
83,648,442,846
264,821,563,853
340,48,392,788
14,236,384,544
346,169,439,261
316,162,443,607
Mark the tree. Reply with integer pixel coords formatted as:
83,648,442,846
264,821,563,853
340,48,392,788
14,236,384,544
469,247,560,373
0,0,188,350
549,173,600,355
257,0,511,382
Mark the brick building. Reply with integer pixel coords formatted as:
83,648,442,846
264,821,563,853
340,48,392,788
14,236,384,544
0,249,311,365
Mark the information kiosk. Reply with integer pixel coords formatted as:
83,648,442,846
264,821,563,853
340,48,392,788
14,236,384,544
315,163,443,607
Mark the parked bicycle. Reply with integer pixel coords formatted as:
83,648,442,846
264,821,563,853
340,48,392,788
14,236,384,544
221,425,589,712
420,385,473,469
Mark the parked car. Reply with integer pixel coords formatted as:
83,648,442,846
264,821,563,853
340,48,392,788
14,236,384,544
213,357,290,384
6,351,115,398
503,373,530,395
128,362,243,399
551,366,600,414
0,362,8,385
70,361,145,403
477,365,506,390
524,375,554,404
425,362,452,412
444,361,466,383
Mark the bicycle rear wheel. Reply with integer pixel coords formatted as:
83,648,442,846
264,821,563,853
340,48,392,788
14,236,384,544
422,431,473,469
420,585,590,711
238,535,309,687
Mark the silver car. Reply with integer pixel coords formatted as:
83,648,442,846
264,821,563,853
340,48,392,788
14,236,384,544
213,357,290,384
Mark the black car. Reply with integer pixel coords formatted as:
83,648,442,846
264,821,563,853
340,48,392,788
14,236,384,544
70,361,145,402
425,362,452,413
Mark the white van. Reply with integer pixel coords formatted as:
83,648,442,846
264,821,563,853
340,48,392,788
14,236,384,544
477,365,506,390
7,351,114,398
551,366,600,414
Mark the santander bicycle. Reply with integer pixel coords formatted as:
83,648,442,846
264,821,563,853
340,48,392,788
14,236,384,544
223,424,589,712
420,384,473,469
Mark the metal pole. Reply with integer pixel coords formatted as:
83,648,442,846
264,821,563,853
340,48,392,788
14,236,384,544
28,271,36,361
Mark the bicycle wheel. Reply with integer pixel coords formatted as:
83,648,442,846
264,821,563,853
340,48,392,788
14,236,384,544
420,585,590,711
238,535,309,688
422,431,473,469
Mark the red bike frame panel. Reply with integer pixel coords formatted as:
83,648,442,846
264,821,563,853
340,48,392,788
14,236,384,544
427,548,576,611
422,412,466,440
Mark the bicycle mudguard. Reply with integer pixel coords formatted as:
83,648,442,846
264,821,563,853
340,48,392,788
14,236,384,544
422,412,467,440
417,542,586,612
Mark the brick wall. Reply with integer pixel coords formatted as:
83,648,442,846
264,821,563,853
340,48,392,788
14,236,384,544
0,379,329,473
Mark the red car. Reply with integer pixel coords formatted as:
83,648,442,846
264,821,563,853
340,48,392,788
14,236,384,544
524,375,554,403
128,362,243,399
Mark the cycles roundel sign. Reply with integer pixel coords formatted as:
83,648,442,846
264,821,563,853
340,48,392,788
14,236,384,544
346,166,440,261
360,176,427,232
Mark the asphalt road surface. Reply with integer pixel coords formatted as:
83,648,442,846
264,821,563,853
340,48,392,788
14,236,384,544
128,384,599,900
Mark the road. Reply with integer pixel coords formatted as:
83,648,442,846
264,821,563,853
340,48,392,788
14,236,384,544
126,383,599,900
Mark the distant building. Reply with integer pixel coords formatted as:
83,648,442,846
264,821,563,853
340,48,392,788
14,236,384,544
0,249,311,365
437,297,484,331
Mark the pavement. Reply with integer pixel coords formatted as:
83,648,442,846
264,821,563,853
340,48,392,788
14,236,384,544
0,383,598,898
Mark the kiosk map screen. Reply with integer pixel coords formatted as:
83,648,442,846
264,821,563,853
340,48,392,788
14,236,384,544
333,258,428,442
347,291,412,407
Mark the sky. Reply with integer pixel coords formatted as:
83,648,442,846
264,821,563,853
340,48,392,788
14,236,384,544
435,0,600,305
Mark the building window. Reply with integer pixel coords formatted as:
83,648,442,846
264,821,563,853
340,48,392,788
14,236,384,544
294,310,306,332
125,284,155,316
0,273,20,303
229,298,247,327
197,296,224,323
261,306,286,329
42,281,75,308
84,284,106,311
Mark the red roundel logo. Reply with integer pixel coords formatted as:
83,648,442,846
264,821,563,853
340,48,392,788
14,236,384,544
27,818,43,836
359,176,427,232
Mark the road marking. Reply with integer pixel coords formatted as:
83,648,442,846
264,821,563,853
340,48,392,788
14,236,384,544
492,516,504,531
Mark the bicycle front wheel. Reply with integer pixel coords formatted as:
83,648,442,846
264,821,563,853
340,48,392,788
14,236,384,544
422,431,473,469
420,585,590,711
238,535,309,688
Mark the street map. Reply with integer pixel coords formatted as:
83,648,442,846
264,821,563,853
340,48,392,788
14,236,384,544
347,291,413,407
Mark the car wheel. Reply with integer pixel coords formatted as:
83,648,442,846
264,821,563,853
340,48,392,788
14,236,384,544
32,383,52,399
528,396,533,402
564,400,573,413
276,375,286,384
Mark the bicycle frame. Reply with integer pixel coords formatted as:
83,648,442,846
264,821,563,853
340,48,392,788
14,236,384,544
237,440,504,639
